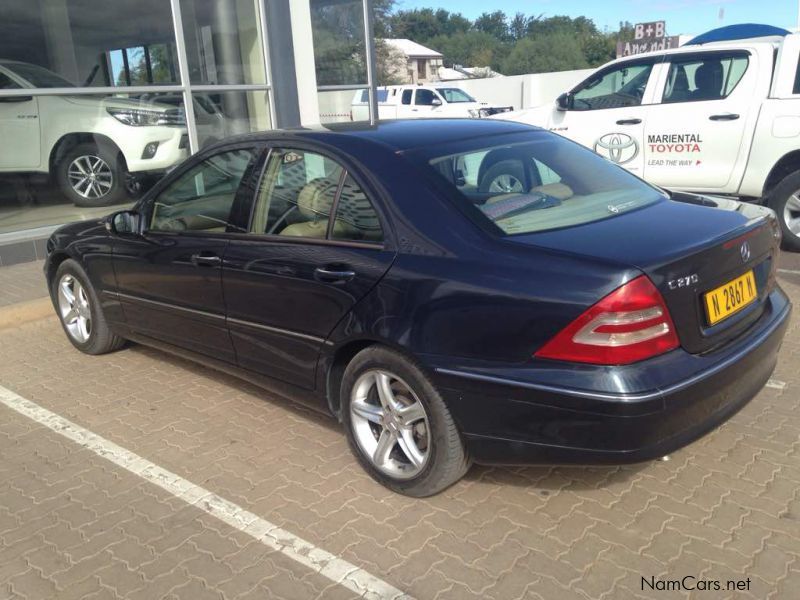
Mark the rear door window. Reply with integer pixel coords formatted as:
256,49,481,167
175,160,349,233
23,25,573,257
662,52,749,103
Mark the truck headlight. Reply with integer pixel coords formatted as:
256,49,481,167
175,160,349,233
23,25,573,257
107,107,183,127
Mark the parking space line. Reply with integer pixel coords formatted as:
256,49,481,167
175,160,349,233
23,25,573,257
766,379,787,390
0,384,410,600
777,268,800,276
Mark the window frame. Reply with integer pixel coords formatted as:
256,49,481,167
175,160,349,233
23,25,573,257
236,141,392,250
657,50,752,105
567,56,663,111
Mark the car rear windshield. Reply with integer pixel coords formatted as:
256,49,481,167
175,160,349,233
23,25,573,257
418,131,665,235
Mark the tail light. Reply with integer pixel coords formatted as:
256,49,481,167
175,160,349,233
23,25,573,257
535,275,679,365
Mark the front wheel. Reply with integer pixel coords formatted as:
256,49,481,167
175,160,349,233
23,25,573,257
767,171,800,252
52,259,125,355
342,346,470,497
56,143,127,207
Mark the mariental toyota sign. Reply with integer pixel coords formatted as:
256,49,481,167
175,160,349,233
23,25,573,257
617,21,681,58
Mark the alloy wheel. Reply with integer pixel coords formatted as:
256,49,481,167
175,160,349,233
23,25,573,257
488,173,524,194
57,274,92,343
350,369,431,480
785,191,800,236
67,155,114,200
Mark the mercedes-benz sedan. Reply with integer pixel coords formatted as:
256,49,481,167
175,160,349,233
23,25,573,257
45,119,791,496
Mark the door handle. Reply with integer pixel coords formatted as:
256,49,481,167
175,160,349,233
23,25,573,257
709,113,740,121
616,118,642,125
314,266,355,283
190,252,222,267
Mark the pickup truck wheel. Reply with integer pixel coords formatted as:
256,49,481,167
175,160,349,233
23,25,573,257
768,172,800,252
56,143,127,208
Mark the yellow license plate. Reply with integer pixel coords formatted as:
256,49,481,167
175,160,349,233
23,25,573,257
704,270,757,325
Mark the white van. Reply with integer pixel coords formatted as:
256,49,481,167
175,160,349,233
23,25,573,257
350,85,511,121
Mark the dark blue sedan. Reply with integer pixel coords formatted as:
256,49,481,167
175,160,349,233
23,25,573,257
44,119,791,496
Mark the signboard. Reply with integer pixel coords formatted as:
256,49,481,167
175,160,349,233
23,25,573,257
616,20,681,58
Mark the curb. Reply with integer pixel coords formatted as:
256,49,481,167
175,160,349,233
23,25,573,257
0,297,54,330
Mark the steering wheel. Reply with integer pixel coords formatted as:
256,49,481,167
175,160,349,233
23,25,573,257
266,205,298,235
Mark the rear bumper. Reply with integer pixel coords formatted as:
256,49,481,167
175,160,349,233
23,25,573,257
429,289,791,465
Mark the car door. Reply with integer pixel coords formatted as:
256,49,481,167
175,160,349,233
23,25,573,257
112,144,261,362
548,57,662,177
0,68,40,169
643,50,757,191
222,145,396,390
412,88,443,118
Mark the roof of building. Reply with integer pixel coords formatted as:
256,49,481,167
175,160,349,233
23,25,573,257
383,38,443,59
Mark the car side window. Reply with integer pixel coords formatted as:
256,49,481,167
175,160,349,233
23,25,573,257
571,62,654,110
0,71,21,89
331,174,383,243
415,89,437,106
251,149,343,238
149,148,255,233
401,89,412,105
663,53,749,104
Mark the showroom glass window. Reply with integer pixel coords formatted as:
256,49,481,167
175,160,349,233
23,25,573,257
571,61,655,110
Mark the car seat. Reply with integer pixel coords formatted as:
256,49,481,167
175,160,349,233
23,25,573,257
279,178,357,239
690,61,724,101
667,65,691,102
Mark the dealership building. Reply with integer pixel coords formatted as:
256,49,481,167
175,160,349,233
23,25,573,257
0,0,377,265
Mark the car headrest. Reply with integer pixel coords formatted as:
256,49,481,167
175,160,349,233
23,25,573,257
694,61,723,95
297,178,338,221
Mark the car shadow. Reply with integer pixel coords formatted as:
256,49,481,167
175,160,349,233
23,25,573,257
464,461,650,492
127,344,653,492
128,344,343,435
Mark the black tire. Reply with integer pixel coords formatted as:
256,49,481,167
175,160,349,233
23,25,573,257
51,259,125,355
341,346,471,497
55,142,127,207
478,159,528,194
767,171,800,252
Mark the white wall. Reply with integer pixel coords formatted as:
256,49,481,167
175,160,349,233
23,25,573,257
452,69,593,111
315,68,596,123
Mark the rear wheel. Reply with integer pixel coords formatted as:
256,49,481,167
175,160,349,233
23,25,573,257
342,346,470,497
52,259,125,354
56,143,127,207
767,171,800,252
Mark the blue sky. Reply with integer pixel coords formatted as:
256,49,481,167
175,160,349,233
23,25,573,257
394,0,799,36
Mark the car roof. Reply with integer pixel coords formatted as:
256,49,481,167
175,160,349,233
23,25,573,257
229,119,537,153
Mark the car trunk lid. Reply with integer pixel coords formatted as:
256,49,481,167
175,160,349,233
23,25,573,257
511,196,779,354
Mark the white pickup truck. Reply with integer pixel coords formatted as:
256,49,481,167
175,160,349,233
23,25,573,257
351,85,512,121
500,25,800,250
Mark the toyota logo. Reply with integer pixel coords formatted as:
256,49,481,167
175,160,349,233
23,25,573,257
594,133,639,165
740,242,751,263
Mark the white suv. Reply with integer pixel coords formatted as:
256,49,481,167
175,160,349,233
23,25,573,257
0,60,189,206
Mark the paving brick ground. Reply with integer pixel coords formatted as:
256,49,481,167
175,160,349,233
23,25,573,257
0,260,46,307
0,266,798,599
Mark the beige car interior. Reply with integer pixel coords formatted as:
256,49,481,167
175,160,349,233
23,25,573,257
485,182,575,205
279,177,357,238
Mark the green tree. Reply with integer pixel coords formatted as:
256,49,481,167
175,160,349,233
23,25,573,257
426,31,505,71
474,11,509,42
502,33,588,75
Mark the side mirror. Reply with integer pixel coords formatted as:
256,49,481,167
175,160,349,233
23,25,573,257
106,210,140,235
556,92,573,111
431,97,442,107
